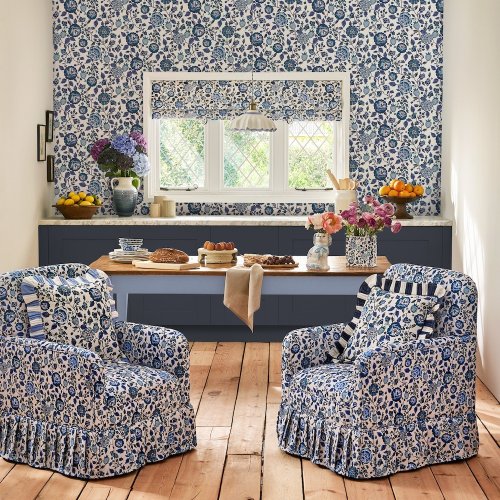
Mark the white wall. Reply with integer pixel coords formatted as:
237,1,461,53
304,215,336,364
442,0,500,399
0,0,53,273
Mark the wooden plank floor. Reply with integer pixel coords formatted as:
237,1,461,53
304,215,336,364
0,342,498,500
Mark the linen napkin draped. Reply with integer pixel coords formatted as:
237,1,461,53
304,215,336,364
223,264,264,331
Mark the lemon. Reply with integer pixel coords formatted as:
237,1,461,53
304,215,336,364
71,194,80,202
78,191,87,200
79,200,92,206
94,197,102,206
56,197,66,206
68,191,76,198
64,198,75,206
85,195,94,203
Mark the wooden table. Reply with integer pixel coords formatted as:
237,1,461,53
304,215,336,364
90,255,391,322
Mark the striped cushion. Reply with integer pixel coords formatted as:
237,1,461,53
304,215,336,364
21,269,121,360
341,274,445,361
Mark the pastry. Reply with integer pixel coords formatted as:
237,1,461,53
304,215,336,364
150,248,189,264
262,255,296,266
243,254,271,266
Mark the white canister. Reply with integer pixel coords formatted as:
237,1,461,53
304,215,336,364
154,195,169,206
161,200,176,218
149,203,161,218
333,190,357,212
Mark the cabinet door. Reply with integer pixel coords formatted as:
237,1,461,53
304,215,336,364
131,226,210,255
128,294,211,326
210,227,280,255
279,295,356,327
378,227,449,268
46,226,129,265
210,296,280,325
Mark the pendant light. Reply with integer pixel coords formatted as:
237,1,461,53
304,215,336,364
228,75,277,132
229,2,277,132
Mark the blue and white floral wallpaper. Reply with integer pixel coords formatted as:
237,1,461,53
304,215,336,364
53,0,443,216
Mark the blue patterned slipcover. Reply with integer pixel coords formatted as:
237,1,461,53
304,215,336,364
0,264,196,478
278,264,479,478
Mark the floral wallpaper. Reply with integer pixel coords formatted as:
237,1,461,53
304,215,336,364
53,0,443,216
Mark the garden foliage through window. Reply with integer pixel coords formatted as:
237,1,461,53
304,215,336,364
158,118,342,195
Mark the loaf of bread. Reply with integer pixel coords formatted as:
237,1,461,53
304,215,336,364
150,248,189,264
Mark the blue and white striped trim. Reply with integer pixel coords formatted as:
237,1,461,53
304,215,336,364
340,274,446,351
20,270,117,340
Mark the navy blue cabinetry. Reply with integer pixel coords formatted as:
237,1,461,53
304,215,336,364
39,223,451,340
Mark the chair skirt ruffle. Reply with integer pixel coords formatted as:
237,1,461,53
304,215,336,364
277,403,479,478
0,403,196,479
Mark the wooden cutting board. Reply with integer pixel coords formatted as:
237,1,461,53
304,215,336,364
132,260,201,270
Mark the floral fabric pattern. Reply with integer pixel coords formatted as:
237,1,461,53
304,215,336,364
345,235,377,268
342,276,446,361
53,0,443,217
0,264,196,478
278,264,479,478
175,201,336,217
151,79,343,121
0,263,91,338
21,270,121,360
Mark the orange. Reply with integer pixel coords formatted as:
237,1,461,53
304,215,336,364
409,192,417,198
388,189,399,197
405,183,413,192
399,190,410,198
389,179,397,188
379,186,390,196
414,185,424,196
393,180,405,192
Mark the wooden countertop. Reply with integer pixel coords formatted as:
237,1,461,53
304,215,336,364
90,255,391,277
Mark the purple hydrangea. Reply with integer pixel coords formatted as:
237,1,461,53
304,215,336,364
90,138,110,161
130,131,148,150
132,152,150,176
111,134,137,156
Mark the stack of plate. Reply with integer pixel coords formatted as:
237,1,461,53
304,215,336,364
109,248,150,263
110,238,150,263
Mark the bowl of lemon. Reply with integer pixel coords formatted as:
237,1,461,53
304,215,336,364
379,180,425,219
54,191,102,219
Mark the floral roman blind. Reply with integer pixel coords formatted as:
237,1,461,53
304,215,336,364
150,79,343,122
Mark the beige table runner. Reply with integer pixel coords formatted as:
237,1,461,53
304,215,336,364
223,264,264,331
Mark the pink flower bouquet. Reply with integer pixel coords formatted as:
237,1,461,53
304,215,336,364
340,196,402,236
305,212,343,235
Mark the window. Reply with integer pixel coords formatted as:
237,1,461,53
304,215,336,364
150,119,345,201
223,122,271,189
159,119,205,189
145,72,349,202
288,121,335,190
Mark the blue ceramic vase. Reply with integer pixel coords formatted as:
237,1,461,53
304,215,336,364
112,177,138,217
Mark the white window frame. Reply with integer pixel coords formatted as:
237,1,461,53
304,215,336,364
143,71,350,203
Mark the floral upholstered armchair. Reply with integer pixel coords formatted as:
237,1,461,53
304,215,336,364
0,264,196,479
278,264,479,478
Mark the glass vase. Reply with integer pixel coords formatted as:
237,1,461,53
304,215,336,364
306,232,332,271
345,234,377,267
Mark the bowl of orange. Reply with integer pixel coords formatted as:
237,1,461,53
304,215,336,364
378,180,425,219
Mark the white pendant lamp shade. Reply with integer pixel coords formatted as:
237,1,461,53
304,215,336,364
229,102,277,132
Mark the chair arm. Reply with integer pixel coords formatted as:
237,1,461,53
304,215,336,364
352,335,477,428
0,336,105,427
282,323,347,395
115,322,190,394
